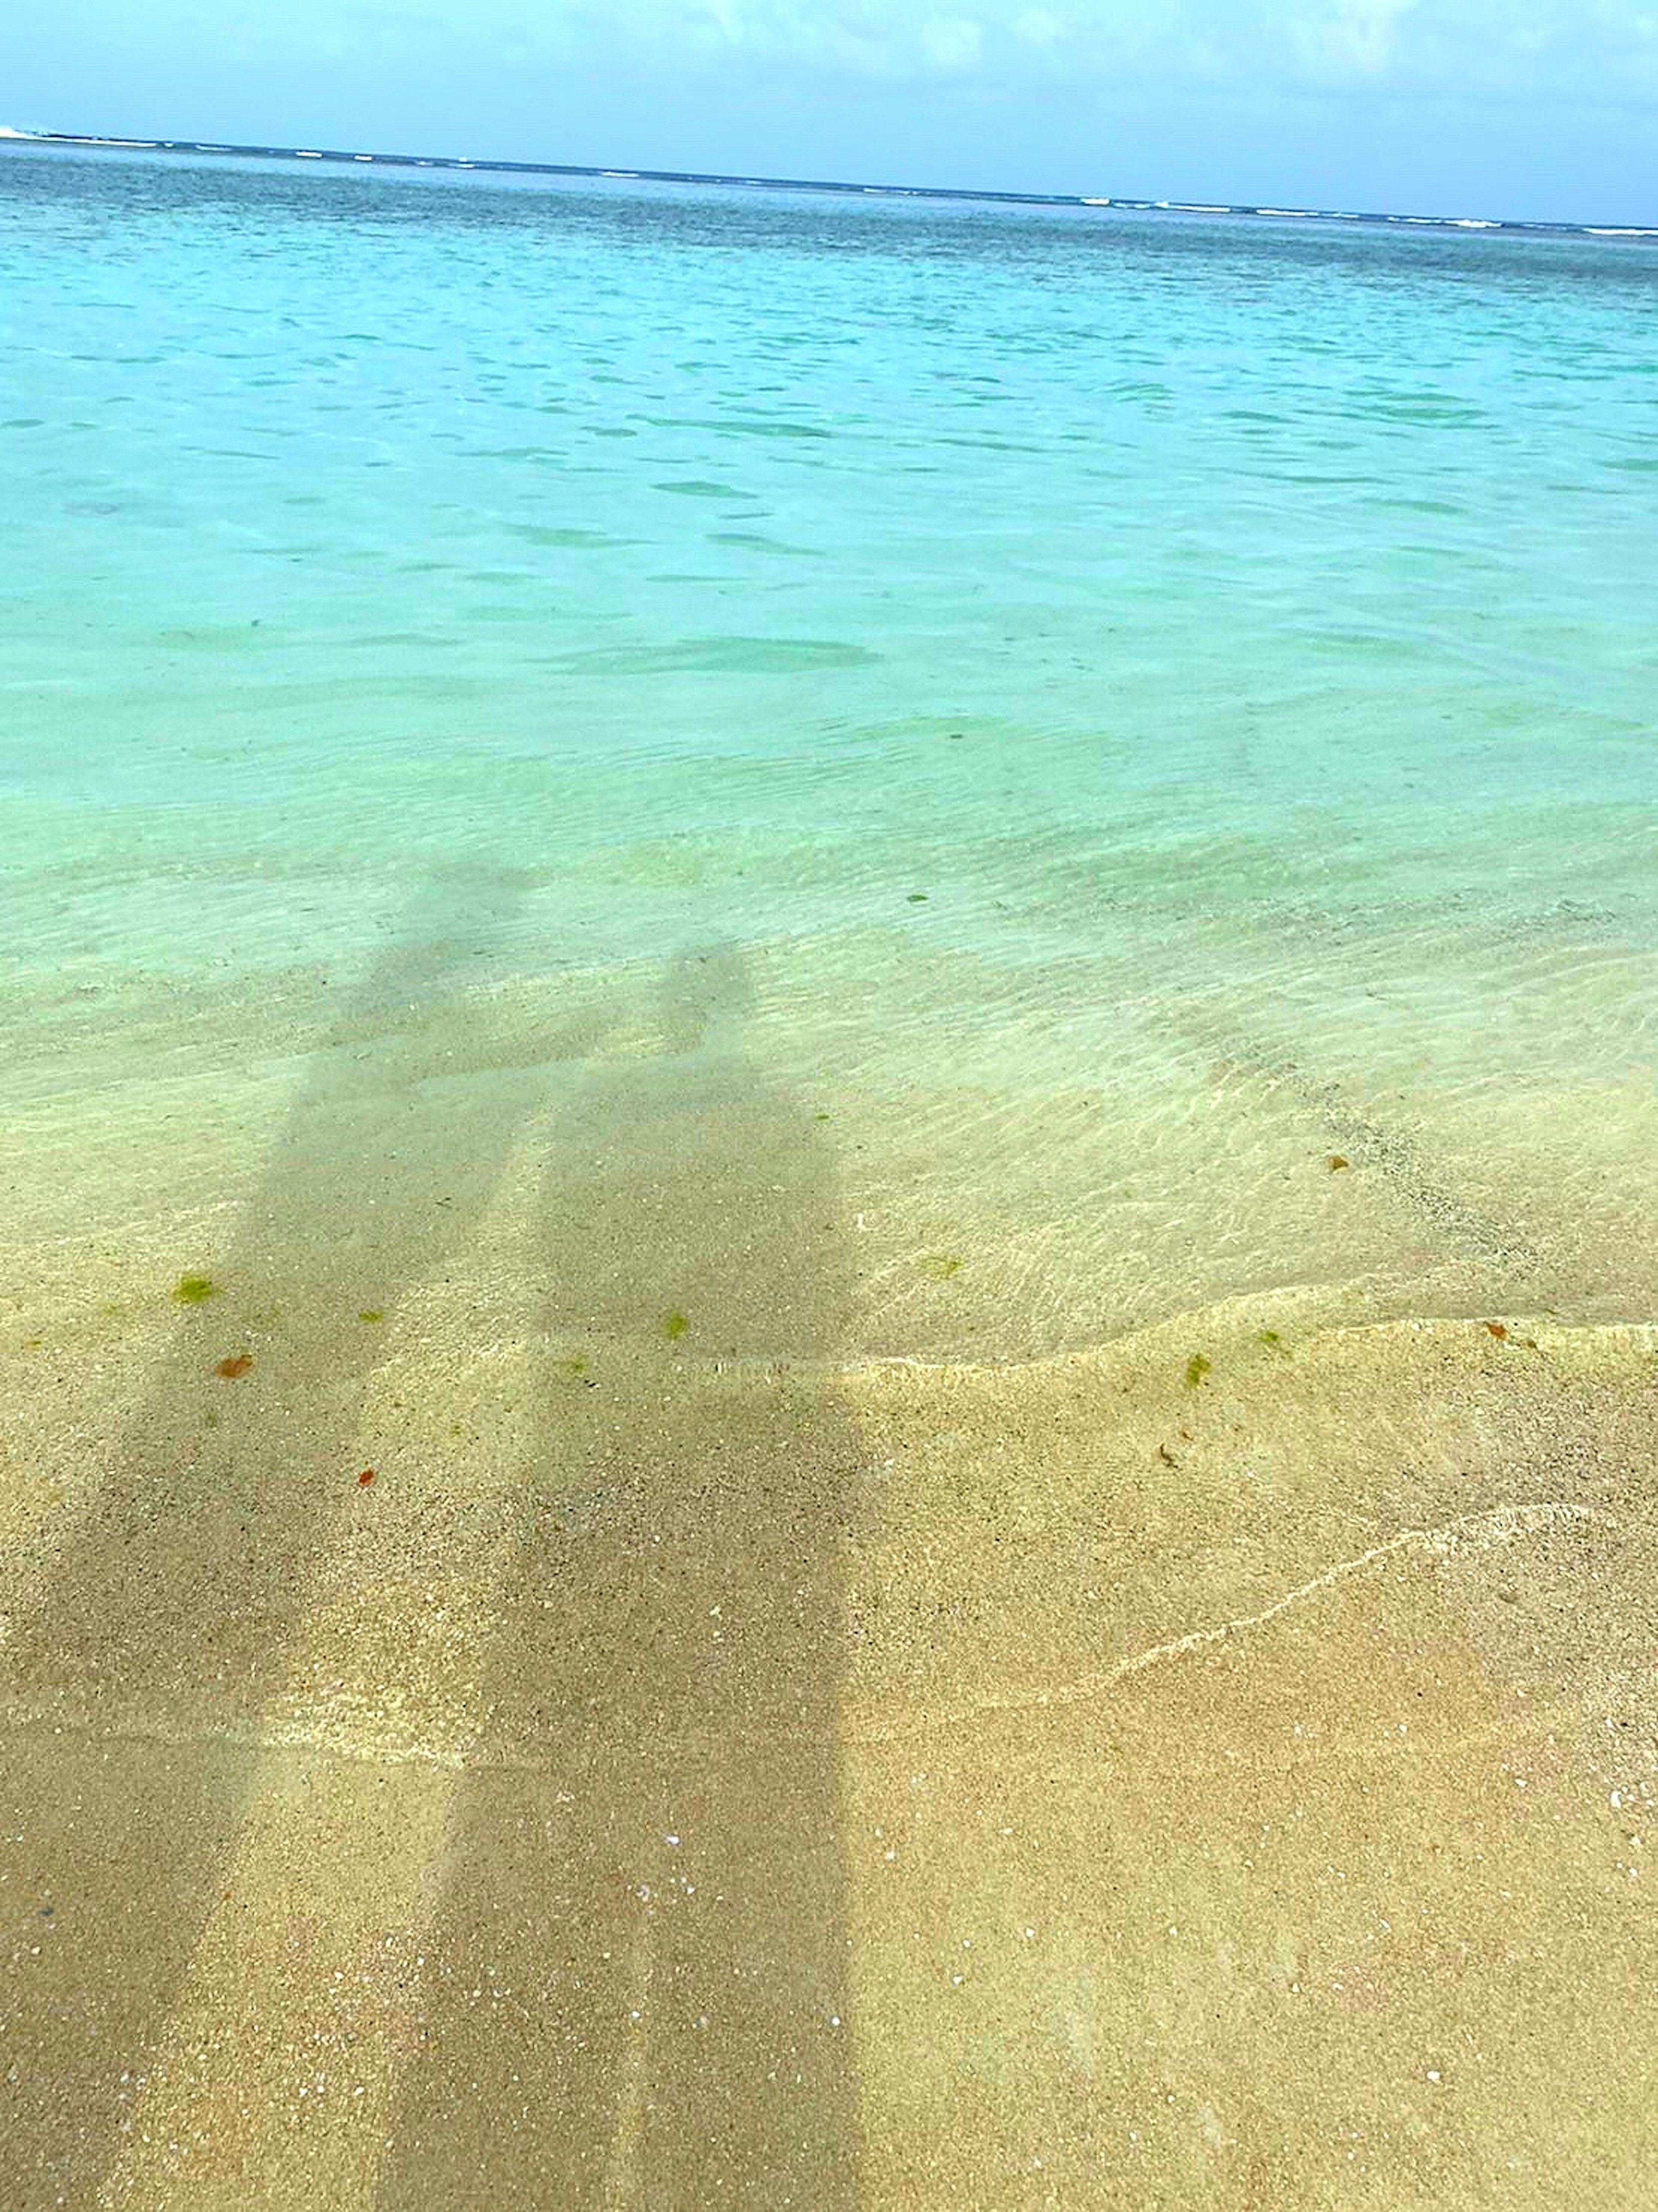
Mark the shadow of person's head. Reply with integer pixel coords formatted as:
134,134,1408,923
659,943,754,1058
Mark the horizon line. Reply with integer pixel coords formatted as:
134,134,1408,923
5,126,1657,241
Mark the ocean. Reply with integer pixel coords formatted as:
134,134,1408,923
2,145,1655,2207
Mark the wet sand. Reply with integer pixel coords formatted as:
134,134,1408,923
2,916,1655,2208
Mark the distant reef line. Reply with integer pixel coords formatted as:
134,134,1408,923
4,130,1655,241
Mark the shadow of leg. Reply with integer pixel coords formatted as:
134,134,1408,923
0,868,563,2210
378,946,861,2207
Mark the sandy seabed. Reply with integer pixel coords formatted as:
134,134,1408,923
2,952,1654,2209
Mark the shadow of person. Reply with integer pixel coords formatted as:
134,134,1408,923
377,944,862,2207
0,865,582,2210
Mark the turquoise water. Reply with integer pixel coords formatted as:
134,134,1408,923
3,146,1655,1353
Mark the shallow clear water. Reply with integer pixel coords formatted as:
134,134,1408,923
3,146,1655,1353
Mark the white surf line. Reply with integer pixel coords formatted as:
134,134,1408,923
854,1502,1608,1740
0,1702,474,1773
4,1504,1609,1774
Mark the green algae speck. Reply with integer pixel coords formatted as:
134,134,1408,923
918,1254,964,1281
358,1309,385,1324
1184,1353,1212,1388
173,1274,218,1306
554,1355,590,1382
662,1310,690,1341
907,893,929,903
1258,1330,1289,1354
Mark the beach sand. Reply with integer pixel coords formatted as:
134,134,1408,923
2,943,1653,2209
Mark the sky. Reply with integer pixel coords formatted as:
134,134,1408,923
6,0,1658,224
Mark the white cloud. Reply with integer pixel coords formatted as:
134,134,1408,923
1013,7,1066,46
107,0,1658,107
552,0,1658,103
1294,0,1424,76
919,15,984,73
